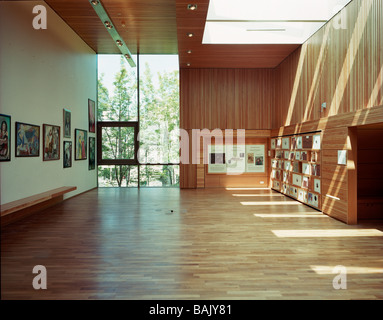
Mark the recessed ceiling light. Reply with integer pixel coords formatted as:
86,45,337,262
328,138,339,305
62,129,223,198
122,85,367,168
187,4,198,10
187,50,192,54
187,33,194,37
186,63,191,66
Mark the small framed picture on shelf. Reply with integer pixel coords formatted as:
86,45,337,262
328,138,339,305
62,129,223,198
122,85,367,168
282,137,290,149
271,139,276,150
313,134,321,150
302,163,311,175
291,137,297,149
302,135,313,149
296,136,302,149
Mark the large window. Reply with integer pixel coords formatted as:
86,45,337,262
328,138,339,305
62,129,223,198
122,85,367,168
97,54,179,187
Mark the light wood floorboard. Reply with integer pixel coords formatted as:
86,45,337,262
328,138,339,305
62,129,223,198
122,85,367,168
1,188,383,300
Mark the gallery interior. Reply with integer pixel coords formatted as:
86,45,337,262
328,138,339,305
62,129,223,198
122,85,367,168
1,0,382,300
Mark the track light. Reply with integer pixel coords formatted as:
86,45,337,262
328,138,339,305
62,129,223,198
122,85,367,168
88,0,135,67
104,21,113,29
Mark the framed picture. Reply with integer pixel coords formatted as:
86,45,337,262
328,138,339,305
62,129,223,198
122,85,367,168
43,124,60,161
63,109,71,138
63,141,72,168
0,114,11,161
89,137,95,170
15,122,40,157
75,129,87,160
88,99,95,133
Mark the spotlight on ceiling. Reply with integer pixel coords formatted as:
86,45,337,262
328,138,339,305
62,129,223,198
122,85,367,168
104,21,113,29
88,0,135,67
187,33,194,37
187,4,197,11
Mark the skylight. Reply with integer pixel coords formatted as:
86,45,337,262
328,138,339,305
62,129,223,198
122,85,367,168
203,0,352,44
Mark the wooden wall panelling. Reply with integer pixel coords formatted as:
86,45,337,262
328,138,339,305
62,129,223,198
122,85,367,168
273,0,383,129
180,68,274,130
321,127,349,223
347,127,358,224
180,129,197,189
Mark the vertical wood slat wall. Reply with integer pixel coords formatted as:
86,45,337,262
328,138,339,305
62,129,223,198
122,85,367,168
273,0,383,128
180,69,275,130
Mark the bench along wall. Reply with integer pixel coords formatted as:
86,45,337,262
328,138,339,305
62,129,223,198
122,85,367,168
0,1,97,205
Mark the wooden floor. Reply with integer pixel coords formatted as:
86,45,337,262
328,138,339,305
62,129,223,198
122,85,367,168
1,188,383,300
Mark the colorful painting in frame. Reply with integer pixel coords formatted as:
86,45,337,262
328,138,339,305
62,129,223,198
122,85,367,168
0,114,11,161
63,109,71,138
63,141,72,168
89,137,95,170
75,129,87,160
43,124,60,161
15,122,40,157
88,99,95,133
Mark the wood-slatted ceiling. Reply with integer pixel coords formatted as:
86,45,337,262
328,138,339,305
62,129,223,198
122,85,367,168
43,0,300,68
45,0,178,54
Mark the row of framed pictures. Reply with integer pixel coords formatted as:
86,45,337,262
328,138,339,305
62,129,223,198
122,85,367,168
0,104,96,170
271,134,321,150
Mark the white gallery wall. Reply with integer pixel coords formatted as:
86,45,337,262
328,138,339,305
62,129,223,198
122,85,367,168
0,1,97,204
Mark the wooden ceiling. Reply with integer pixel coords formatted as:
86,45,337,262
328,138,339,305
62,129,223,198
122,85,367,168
42,0,300,68
45,0,178,54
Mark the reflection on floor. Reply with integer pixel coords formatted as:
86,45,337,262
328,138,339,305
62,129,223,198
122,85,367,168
1,188,383,300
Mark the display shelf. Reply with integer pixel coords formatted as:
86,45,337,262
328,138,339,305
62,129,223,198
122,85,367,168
270,132,322,210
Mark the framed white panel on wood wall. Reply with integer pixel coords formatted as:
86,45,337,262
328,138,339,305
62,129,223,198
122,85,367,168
296,136,302,149
246,145,265,173
208,144,226,173
282,137,290,149
271,139,276,150
313,134,321,150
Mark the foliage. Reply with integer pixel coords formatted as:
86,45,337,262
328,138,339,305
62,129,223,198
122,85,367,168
98,56,179,187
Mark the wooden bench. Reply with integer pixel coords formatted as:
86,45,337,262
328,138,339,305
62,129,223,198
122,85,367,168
1,186,77,227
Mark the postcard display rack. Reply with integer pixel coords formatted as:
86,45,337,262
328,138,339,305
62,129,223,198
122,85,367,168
270,132,322,210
